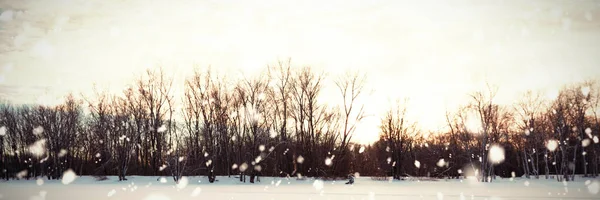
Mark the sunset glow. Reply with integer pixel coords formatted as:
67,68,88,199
1,0,600,144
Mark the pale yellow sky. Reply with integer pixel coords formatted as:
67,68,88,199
1,0,599,144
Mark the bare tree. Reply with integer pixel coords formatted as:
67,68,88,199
514,90,546,179
468,84,498,182
136,67,174,176
332,71,368,176
266,59,294,177
380,98,417,179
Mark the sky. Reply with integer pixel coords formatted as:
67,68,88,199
1,0,599,144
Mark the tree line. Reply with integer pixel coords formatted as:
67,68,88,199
0,61,599,183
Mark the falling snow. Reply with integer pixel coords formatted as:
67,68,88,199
176,177,188,189
254,156,262,163
585,127,592,135
33,126,44,136
107,189,116,197
358,146,365,154
488,145,505,164
546,140,559,152
239,163,248,172
16,170,27,179
325,157,333,166
588,181,599,195
414,160,421,168
582,139,591,147
0,126,6,136
36,178,44,186
297,155,305,164
190,187,202,197
29,139,47,157
312,180,324,191
259,145,265,152
157,125,167,133
61,169,77,185
58,149,68,157
436,159,446,167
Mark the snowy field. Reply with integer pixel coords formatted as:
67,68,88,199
1,176,599,200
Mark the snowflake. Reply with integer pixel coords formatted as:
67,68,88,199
488,145,505,164
546,140,559,152
325,157,333,166
414,160,421,168
58,149,68,157
359,146,365,154
582,139,591,147
239,163,248,172
190,187,202,197
436,159,446,167
157,125,167,133
312,180,324,191
297,155,305,164
33,126,44,136
36,178,44,186
588,181,599,194
255,156,262,163
107,189,116,197
176,177,188,189
61,169,77,185
29,139,47,157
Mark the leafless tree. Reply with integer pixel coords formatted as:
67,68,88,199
468,84,499,182
333,71,368,176
266,59,294,177
380,98,417,179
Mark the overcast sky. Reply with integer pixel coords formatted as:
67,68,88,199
1,0,599,143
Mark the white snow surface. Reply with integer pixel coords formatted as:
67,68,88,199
0,176,598,200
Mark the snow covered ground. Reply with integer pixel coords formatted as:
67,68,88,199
1,176,598,200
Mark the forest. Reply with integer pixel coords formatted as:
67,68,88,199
0,60,599,184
